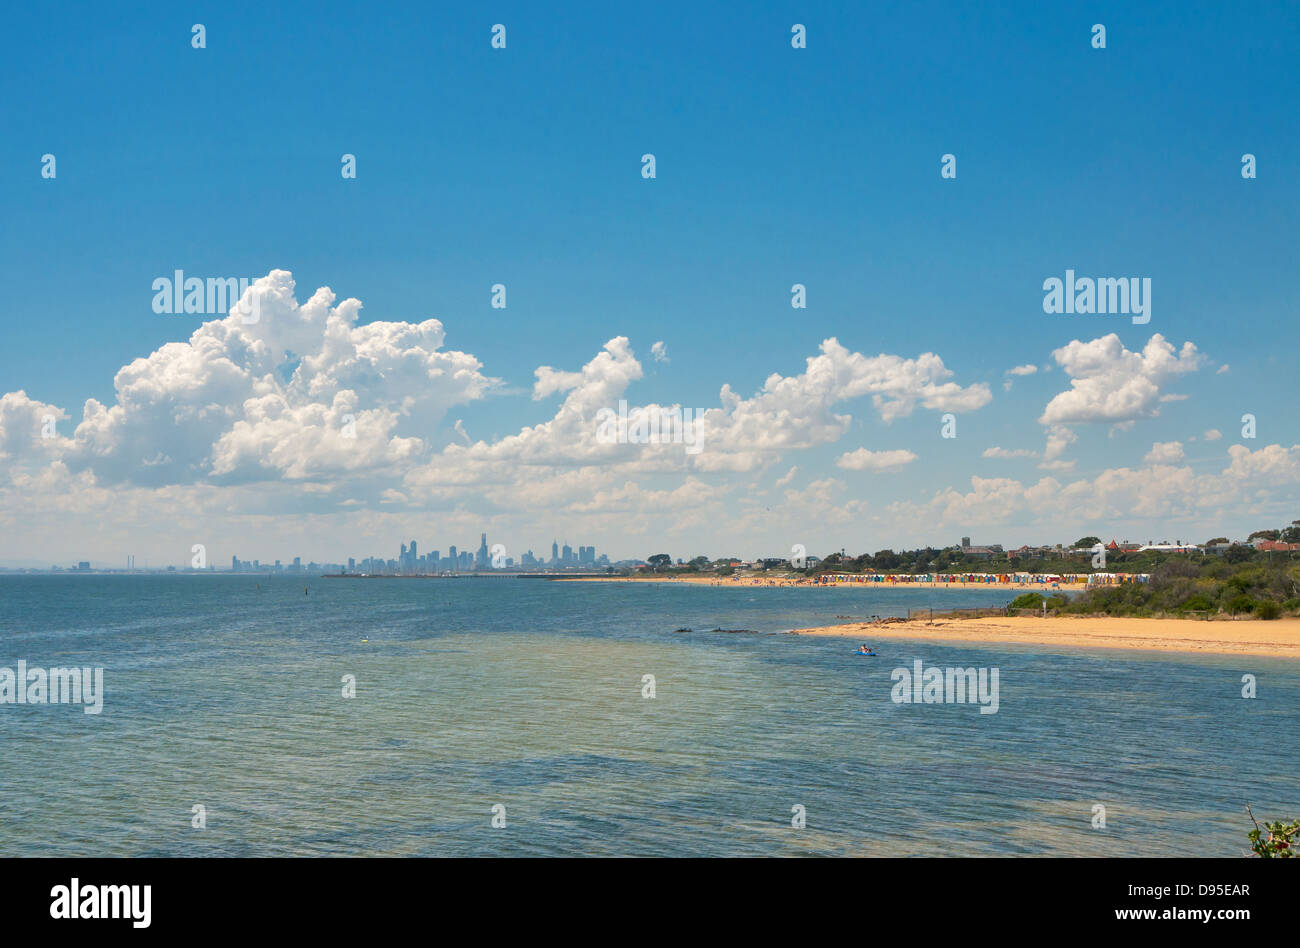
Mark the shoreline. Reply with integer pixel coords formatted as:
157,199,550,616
555,575,1078,592
789,615,1300,659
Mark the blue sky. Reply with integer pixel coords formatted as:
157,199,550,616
0,1,1297,565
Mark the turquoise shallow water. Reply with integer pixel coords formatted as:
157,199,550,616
0,574,1296,856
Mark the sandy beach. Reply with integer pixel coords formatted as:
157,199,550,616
790,615,1300,659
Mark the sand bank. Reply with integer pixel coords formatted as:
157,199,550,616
789,615,1300,659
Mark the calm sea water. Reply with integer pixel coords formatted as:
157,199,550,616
0,574,1295,856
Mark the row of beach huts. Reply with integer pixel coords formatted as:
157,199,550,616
808,572,1150,587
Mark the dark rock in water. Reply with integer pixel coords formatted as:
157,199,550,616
672,626,762,635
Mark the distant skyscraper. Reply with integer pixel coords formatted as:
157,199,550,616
476,532,489,569
551,540,559,563
562,542,573,564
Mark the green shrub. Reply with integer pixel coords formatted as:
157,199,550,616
1256,600,1282,620
1180,593,1214,612
1225,593,1256,615
1248,806,1298,858
1227,567,1268,593
1010,592,1044,610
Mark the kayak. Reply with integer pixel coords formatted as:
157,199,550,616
854,650,878,656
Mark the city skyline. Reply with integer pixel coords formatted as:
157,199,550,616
12,518,1298,574
4,531,615,573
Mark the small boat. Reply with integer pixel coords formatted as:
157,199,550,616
854,649,878,656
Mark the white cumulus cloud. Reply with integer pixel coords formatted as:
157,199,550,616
1039,333,1204,427
835,448,918,472
1144,441,1185,465
982,446,1037,459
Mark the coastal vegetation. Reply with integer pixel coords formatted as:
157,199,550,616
1247,805,1298,858
1009,592,1068,611
1058,557,1300,619
629,519,1300,618
805,542,1299,581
